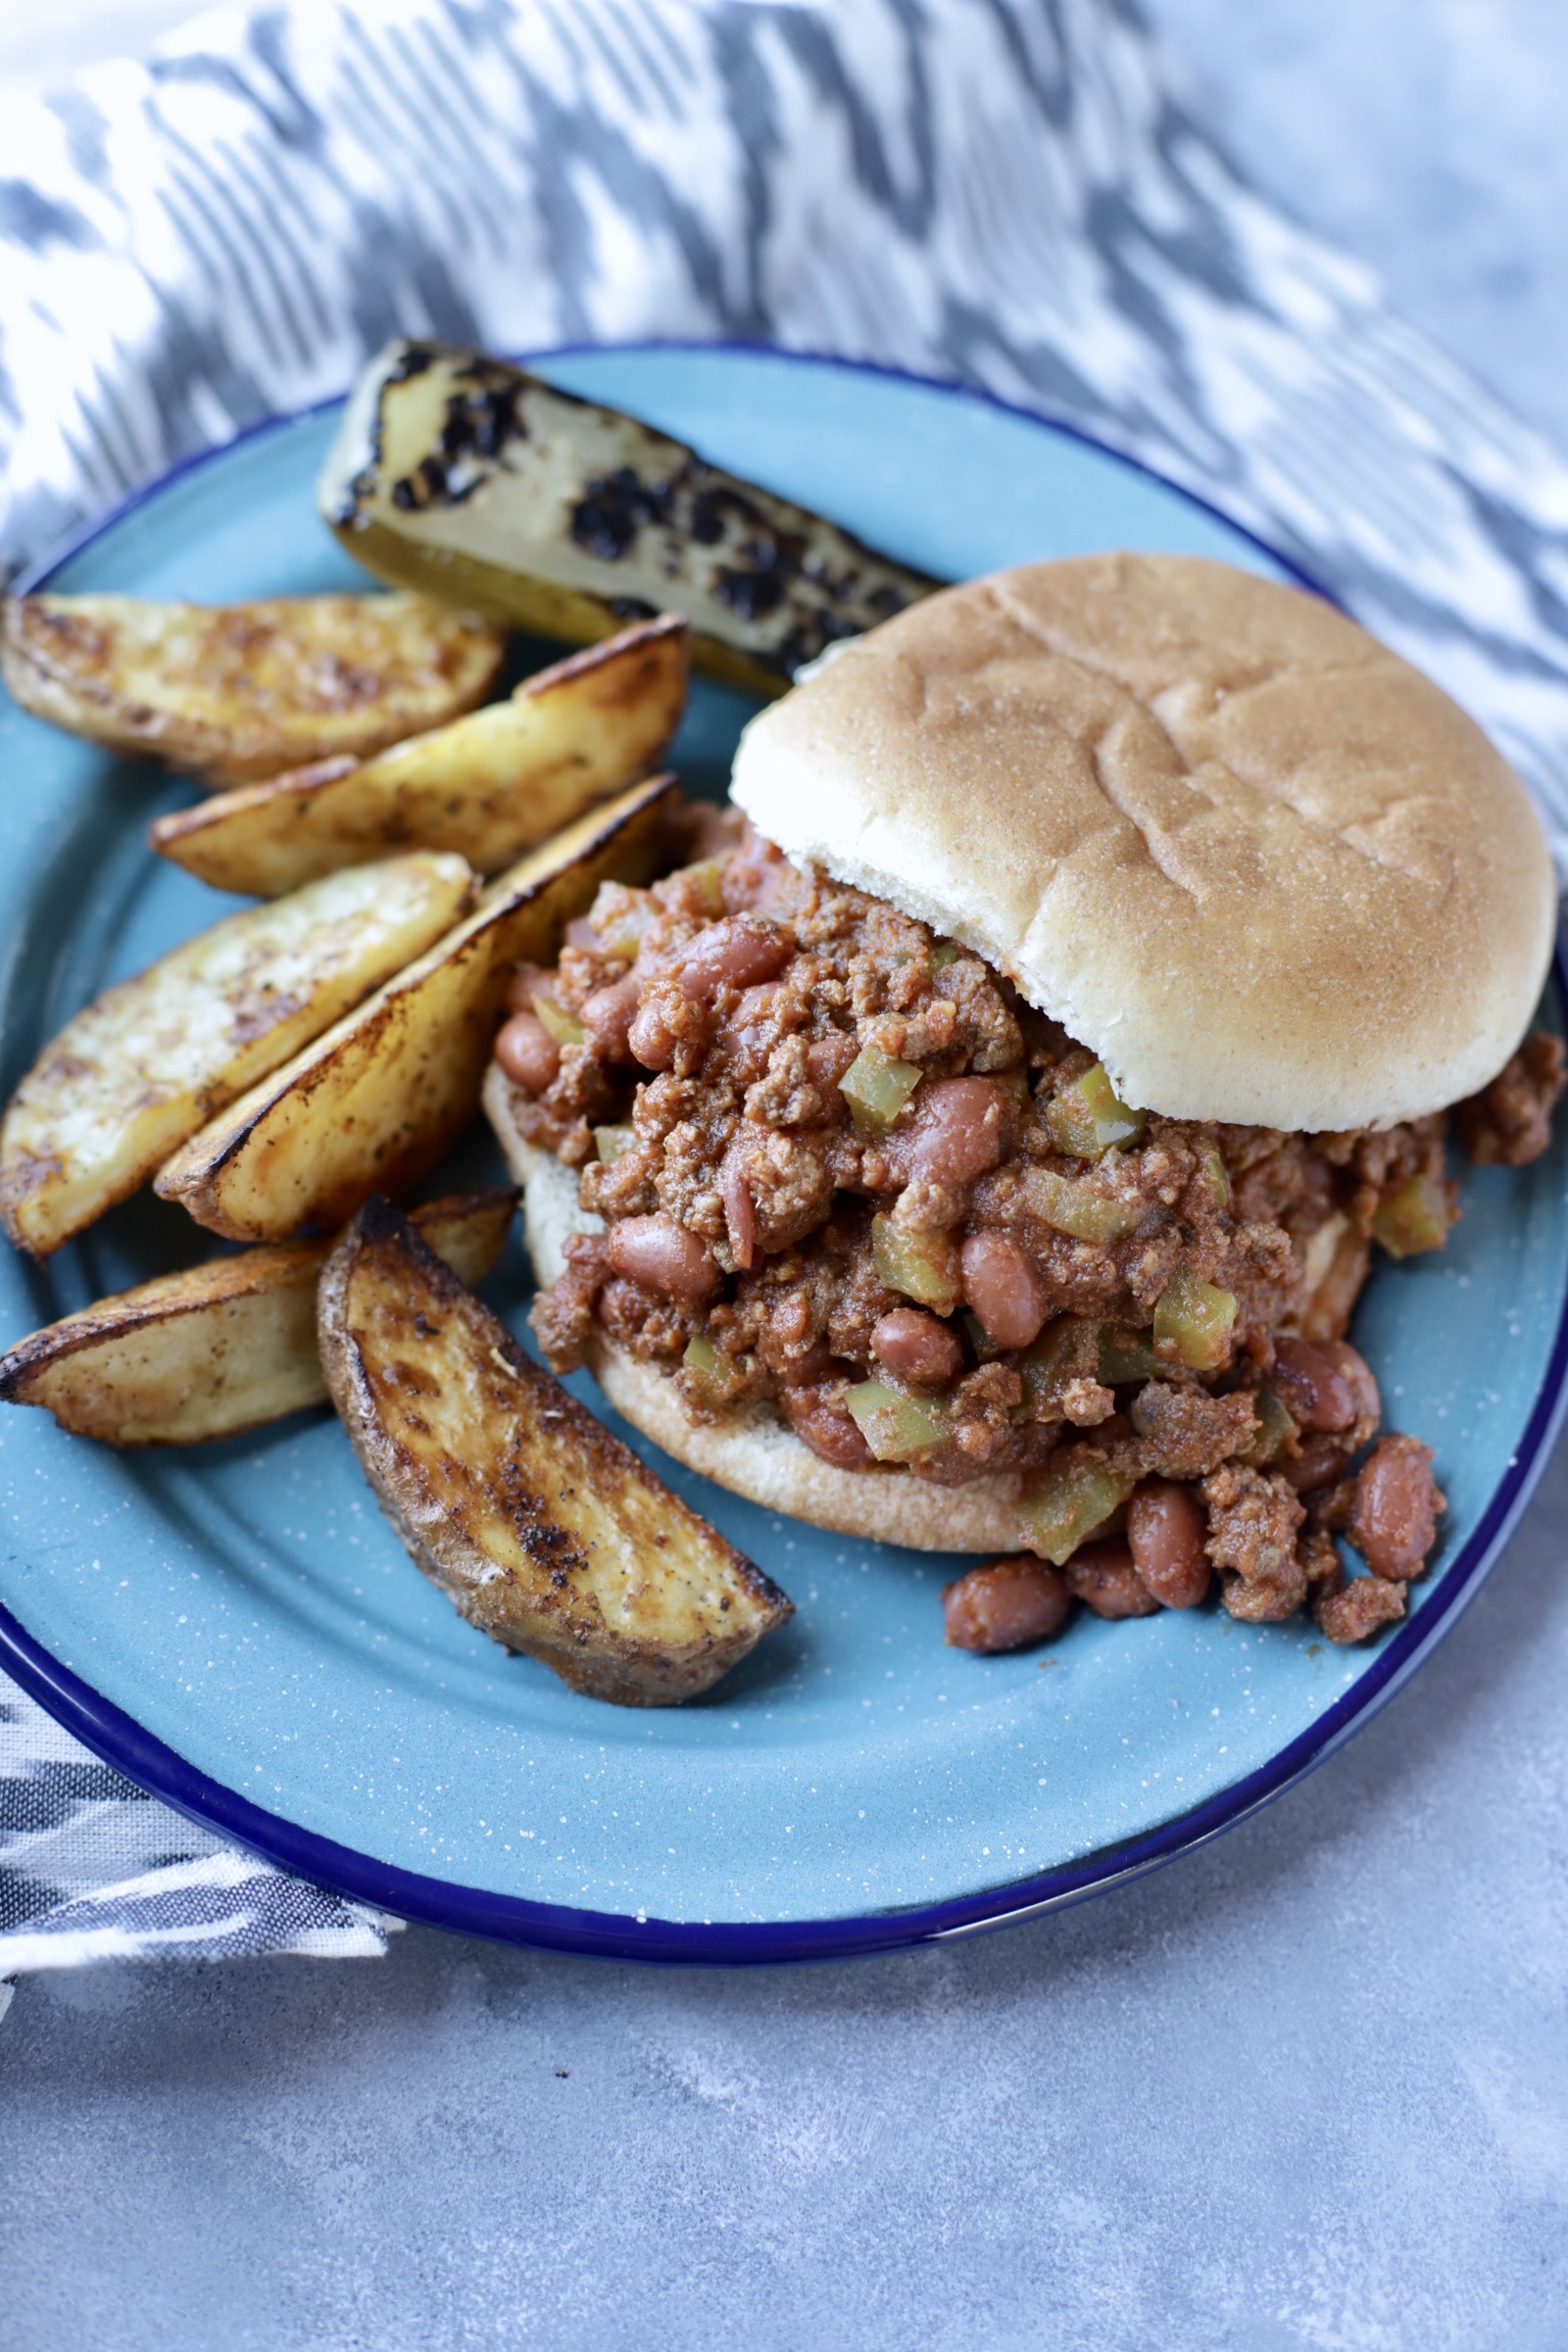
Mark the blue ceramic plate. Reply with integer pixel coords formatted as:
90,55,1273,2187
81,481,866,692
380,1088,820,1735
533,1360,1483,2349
1,348,1564,1963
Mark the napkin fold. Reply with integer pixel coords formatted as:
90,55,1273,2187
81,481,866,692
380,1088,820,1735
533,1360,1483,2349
4,0,1567,1980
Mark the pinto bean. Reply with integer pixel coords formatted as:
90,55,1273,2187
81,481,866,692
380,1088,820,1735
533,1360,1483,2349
1317,1338,1380,1427
677,916,794,1004
1127,1480,1210,1608
605,1215,721,1301
1064,1541,1160,1619
721,1149,757,1271
627,998,678,1069
959,1228,1048,1349
807,1032,861,1091
780,1390,873,1470
871,1308,963,1389
494,1010,560,1093
505,960,557,1015
943,1556,1072,1652
1272,1336,1356,1432
906,1077,1004,1185
1349,1435,1443,1581
580,978,642,1062
1278,1433,1354,1494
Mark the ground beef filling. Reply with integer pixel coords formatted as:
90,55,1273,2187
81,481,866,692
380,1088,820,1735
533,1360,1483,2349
501,807,1564,1648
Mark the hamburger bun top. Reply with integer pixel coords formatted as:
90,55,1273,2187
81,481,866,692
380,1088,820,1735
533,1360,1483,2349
730,553,1557,1131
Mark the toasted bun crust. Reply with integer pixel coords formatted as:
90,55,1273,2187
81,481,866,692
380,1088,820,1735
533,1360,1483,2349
482,1066,1026,1553
731,554,1557,1131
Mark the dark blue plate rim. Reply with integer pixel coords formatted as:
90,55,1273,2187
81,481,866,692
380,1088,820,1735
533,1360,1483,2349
1,344,1563,1965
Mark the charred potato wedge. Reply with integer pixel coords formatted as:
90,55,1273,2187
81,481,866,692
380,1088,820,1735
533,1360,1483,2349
155,776,679,1242
0,1187,515,1447
320,340,939,697
0,591,504,786
318,1198,791,1704
0,852,474,1257
148,616,688,897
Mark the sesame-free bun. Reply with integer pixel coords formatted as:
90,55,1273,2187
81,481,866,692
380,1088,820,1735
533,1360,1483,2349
731,554,1557,1131
482,1067,1027,1553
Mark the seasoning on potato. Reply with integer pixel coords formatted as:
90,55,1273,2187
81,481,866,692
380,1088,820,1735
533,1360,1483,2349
148,615,689,897
0,851,475,1257
0,591,504,786
0,1187,516,1447
318,1195,792,1704
154,775,681,1243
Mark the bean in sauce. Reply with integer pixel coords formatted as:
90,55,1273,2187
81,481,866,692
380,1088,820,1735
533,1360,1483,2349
1350,1434,1443,1580
1127,1480,1210,1607
943,1556,1072,1651
606,1215,721,1301
871,1308,963,1389
495,1010,560,1093
1064,1541,1160,1619
959,1229,1048,1349
905,1077,1004,1185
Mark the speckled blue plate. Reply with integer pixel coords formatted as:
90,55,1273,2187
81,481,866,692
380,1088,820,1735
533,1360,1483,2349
1,348,1564,1962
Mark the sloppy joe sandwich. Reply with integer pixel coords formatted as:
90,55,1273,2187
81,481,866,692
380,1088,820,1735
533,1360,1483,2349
484,554,1563,1651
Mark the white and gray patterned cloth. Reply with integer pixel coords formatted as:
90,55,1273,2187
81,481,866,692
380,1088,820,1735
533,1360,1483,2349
3,0,1568,1982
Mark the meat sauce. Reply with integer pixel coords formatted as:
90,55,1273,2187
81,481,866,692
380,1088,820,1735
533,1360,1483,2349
501,806,1563,1649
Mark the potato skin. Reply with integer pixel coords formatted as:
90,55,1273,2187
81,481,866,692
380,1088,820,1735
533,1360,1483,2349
149,616,690,897
0,850,475,1257
154,776,680,1243
0,591,504,785
318,1197,792,1705
0,1187,516,1446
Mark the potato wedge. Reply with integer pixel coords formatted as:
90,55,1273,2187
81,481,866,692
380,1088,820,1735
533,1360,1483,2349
148,615,688,896
0,591,505,786
320,340,939,697
155,775,680,1242
0,1187,516,1447
318,1197,790,1703
0,852,475,1258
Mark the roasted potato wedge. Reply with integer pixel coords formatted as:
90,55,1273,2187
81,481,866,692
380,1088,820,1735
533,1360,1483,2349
319,340,939,697
0,1187,515,1447
0,852,475,1257
148,615,688,896
0,591,504,786
155,775,679,1242
318,1197,791,1703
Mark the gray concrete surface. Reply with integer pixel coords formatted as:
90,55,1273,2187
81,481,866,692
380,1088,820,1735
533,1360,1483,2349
6,5,1568,2348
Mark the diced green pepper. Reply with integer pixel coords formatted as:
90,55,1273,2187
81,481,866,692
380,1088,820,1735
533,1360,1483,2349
682,1335,744,1405
1197,1143,1231,1208
1097,1325,1159,1385
1243,1383,1295,1467
1018,1457,1137,1565
1152,1265,1238,1370
845,1379,954,1462
1017,1318,1093,1416
659,857,726,917
532,994,585,1048
871,1212,961,1314
1373,1171,1450,1259
1045,1062,1148,1159
593,1124,637,1165
586,881,655,961
963,1310,1001,1363
1023,1165,1140,1244
840,1042,923,1136
930,941,959,971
